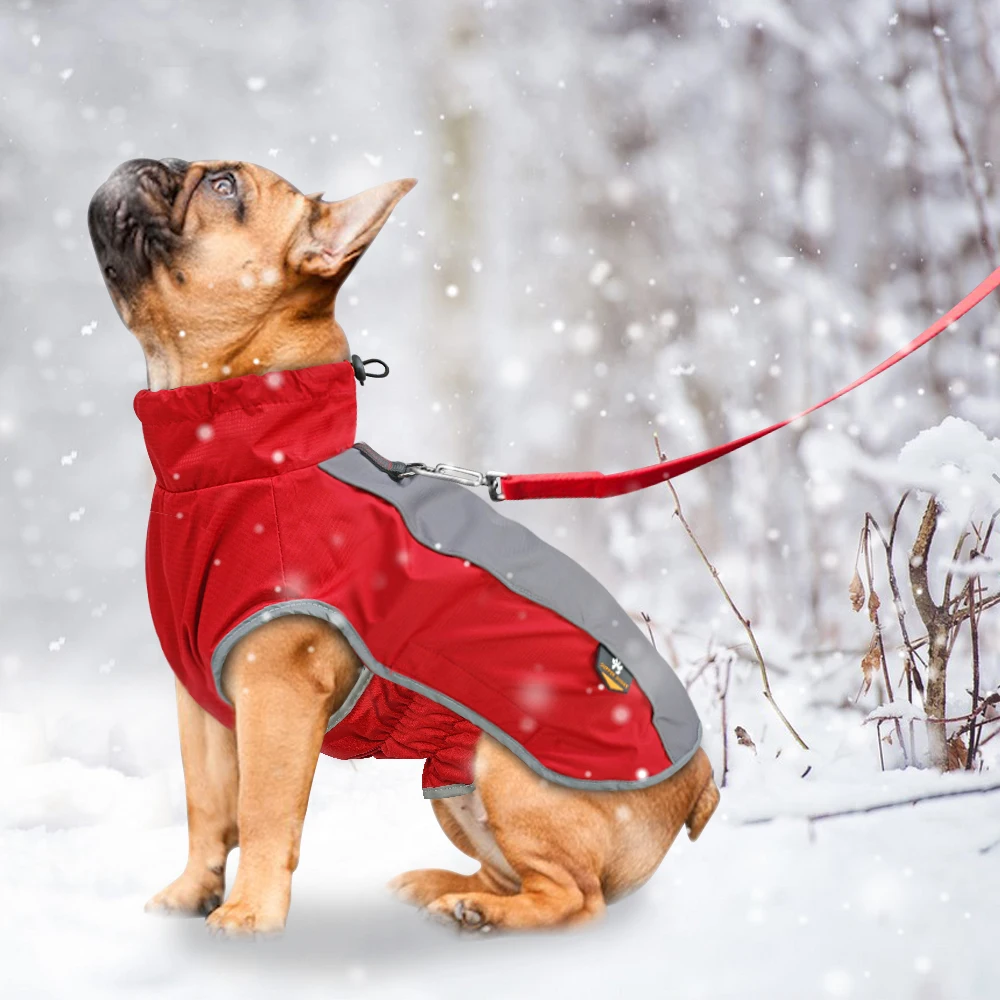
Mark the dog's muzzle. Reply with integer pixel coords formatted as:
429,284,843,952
88,158,191,297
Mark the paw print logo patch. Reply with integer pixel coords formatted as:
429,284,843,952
594,644,633,693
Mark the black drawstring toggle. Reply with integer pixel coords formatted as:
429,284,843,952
351,355,390,385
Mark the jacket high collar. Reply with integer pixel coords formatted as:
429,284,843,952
134,361,358,492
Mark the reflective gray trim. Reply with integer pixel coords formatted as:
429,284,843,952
210,600,373,733
211,598,702,792
320,446,702,766
324,667,373,733
423,783,476,800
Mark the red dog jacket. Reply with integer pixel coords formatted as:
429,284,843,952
135,361,702,797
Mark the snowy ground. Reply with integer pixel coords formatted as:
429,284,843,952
3,660,998,1000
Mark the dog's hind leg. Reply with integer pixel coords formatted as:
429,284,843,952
145,679,238,917
424,740,717,931
389,795,519,908
424,739,607,931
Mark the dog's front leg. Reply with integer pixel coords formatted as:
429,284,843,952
146,678,238,917
206,615,353,936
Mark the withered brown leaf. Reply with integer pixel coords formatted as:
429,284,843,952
945,735,968,772
860,639,882,695
849,569,865,612
734,726,757,754
867,589,881,623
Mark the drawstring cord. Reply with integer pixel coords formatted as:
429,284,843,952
351,355,390,385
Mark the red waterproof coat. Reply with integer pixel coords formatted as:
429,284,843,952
135,362,701,798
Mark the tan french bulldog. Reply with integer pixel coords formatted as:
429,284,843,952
88,158,719,936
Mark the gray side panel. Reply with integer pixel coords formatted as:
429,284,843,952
422,783,476,800
211,599,701,792
319,447,702,766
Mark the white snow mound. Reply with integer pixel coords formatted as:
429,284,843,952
896,417,1000,523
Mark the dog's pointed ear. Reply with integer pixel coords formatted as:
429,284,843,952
291,179,416,284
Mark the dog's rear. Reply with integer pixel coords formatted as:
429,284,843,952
686,767,720,841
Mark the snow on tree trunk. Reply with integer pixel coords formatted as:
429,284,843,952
908,496,949,770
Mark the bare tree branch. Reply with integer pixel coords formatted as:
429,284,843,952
654,433,809,750
741,780,1000,825
929,0,1000,275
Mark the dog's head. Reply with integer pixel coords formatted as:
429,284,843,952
88,159,414,385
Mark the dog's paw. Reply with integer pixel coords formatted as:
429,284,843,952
205,898,285,938
388,868,483,909
426,894,493,933
144,875,223,918
386,871,425,907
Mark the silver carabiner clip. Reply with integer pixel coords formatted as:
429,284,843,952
403,461,507,500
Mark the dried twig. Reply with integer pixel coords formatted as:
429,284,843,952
741,780,1000,825
863,695,998,728
859,516,909,762
929,0,1000,274
716,654,732,788
877,495,921,703
909,590,1000,648
966,570,983,767
883,496,921,749
639,611,657,651
653,433,809,749
980,836,1000,855
976,717,1000,747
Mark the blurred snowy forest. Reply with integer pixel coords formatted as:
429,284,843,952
3,2,1000,998
5,0,1000,672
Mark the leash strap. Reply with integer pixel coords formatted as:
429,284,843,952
496,265,1000,501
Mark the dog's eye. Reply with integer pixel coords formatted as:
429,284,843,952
210,174,236,197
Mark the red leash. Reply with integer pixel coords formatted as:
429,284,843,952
493,266,1000,501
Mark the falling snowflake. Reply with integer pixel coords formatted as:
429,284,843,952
611,705,631,725
588,260,612,286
